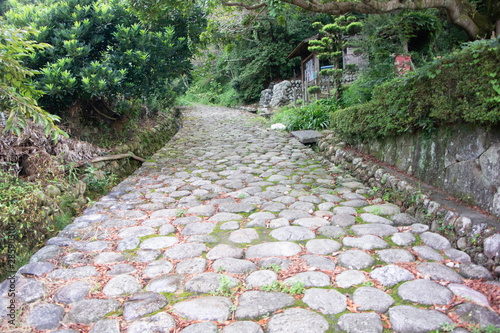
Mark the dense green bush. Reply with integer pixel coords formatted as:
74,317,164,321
272,98,339,131
4,0,204,117
331,37,500,142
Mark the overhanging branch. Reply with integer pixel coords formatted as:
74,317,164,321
221,1,267,10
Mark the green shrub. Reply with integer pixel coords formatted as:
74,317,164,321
272,98,339,131
0,168,51,276
331,37,500,142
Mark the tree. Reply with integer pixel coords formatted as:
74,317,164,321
0,26,67,141
221,0,500,40
308,15,362,99
4,0,205,119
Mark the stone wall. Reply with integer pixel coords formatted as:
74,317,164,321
318,131,500,273
351,125,500,218
41,109,182,217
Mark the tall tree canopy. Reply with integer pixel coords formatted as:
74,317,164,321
221,0,500,40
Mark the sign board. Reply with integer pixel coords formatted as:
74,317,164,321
304,58,315,82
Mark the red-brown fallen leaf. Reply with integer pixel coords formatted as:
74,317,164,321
346,298,361,313
380,313,391,329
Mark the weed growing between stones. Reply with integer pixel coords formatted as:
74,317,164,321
263,264,282,274
210,275,240,298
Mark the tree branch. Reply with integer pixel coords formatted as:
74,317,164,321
221,0,487,39
221,1,267,10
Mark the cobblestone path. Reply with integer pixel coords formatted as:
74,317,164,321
2,105,499,332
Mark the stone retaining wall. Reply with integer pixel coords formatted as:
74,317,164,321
41,109,182,217
318,131,500,274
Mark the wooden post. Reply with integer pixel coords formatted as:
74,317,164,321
304,80,308,104
293,88,297,107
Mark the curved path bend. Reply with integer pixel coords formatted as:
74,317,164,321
2,105,499,333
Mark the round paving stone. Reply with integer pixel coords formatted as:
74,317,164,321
119,226,155,239
370,265,415,286
220,221,241,230
207,244,244,260
317,226,347,239
181,222,216,236
246,242,302,259
362,203,400,215
222,321,264,333
352,287,395,313
377,249,415,264
68,299,120,325
350,224,398,237
88,319,120,333
335,270,366,288
420,232,451,250
140,237,179,250
219,203,256,214
141,261,173,278
49,266,98,280
333,207,357,215
108,263,137,276
410,223,429,234
270,218,290,228
270,226,315,241
302,255,336,271
306,239,341,255
389,305,452,333
27,303,64,330
447,283,490,307
417,262,463,283
55,281,90,304
209,213,244,222
159,224,176,235
391,232,417,246
453,302,500,327
229,228,259,243
175,258,207,274
459,263,494,280
18,262,55,277
284,271,331,287
397,279,453,305
302,288,347,314
330,214,356,227
392,213,420,226
258,257,293,270
174,296,232,322
142,218,171,227
123,292,168,321
343,235,389,250
187,205,216,216
235,291,296,319
103,274,142,297
337,250,375,270
267,308,329,333
126,313,176,333
117,237,140,251
293,217,329,229
93,252,126,264
185,273,239,294
146,274,185,293
213,258,257,274
17,279,45,303
444,249,471,263
360,213,393,225
246,270,278,288
337,312,383,333
163,243,206,260
412,246,444,261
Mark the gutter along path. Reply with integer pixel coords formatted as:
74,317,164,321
2,105,499,332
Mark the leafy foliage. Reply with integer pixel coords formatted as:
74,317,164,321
4,0,205,117
272,98,339,131
0,26,67,141
309,14,362,98
330,37,500,142
188,7,334,104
